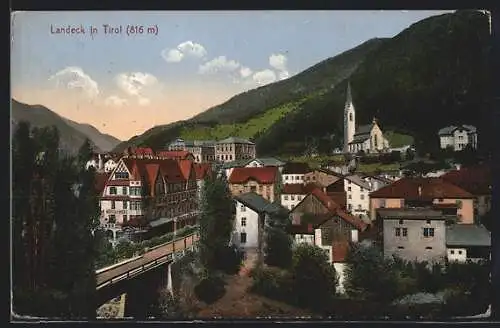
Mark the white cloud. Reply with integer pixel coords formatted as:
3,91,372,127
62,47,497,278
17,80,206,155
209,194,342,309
161,40,207,63
48,66,99,99
278,70,290,80
252,69,277,86
240,67,253,78
115,72,158,97
269,53,288,72
138,97,151,106
198,56,240,75
105,95,128,107
162,49,184,63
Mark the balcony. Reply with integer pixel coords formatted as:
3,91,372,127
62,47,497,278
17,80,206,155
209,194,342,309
148,210,201,228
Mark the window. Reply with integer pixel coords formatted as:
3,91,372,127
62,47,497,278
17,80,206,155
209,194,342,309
358,204,362,210
395,228,401,237
423,227,435,238
123,201,127,209
109,215,116,223
348,194,352,200
397,246,405,249
109,187,117,195
380,199,386,208
360,194,365,200
399,219,404,225
111,200,116,209
426,247,433,250
241,217,247,227
123,215,128,223
349,112,353,121
285,176,289,180
348,187,352,192
240,205,246,212
297,195,302,201
295,176,299,180
426,219,431,224
250,186,257,192
115,172,129,179
458,250,463,255
240,232,247,244
451,250,455,255
402,228,408,237
312,176,316,180
438,198,443,202
284,195,289,200
291,195,295,201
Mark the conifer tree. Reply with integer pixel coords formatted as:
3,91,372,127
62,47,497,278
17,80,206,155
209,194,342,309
264,209,292,268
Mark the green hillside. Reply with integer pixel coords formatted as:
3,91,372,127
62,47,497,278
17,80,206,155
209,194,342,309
114,10,491,157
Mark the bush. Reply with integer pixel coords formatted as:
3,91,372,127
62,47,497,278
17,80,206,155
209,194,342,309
214,245,244,275
194,276,225,304
250,266,294,303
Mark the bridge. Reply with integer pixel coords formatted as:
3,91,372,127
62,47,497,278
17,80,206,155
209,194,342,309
95,233,199,318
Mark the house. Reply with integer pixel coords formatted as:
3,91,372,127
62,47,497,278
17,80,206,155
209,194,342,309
289,187,367,248
124,147,155,158
438,125,478,151
441,164,492,217
328,174,372,219
280,183,319,211
378,207,451,263
282,162,311,184
232,192,287,255
304,167,343,187
288,187,367,293
220,159,252,179
167,138,216,163
446,224,491,263
99,157,199,242
228,166,280,202
215,137,256,163
104,158,119,173
343,83,390,153
369,177,476,224
245,157,286,172
359,174,392,192
156,150,196,162
86,153,105,172
194,162,212,201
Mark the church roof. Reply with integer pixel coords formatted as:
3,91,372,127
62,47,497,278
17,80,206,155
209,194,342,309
349,134,370,144
355,124,373,135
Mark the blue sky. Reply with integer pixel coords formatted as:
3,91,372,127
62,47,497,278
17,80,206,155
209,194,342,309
11,10,454,140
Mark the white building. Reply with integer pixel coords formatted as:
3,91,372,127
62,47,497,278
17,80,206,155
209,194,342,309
282,162,311,185
438,125,478,151
335,174,372,218
280,183,317,211
446,224,491,263
343,82,390,154
232,192,286,250
245,157,285,173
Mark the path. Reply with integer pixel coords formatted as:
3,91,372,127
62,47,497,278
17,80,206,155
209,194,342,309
196,250,312,318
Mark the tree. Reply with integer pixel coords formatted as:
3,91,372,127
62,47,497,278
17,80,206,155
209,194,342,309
344,243,398,302
264,210,292,269
290,244,338,314
198,174,235,274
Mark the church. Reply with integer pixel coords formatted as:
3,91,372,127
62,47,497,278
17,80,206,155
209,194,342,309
343,82,390,154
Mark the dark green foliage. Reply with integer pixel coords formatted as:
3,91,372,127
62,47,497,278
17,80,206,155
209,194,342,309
194,276,226,304
290,244,338,314
198,174,235,274
12,123,99,319
250,266,294,303
264,210,293,269
214,245,244,275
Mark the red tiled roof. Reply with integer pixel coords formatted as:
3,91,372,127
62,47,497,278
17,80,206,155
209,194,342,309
132,147,154,156
178,159,193,180
228,167,278,184
144,164,160,196
95,172,111,194
327,192,347,209
441,165,491,195
331,241,350,263
336,209,368,232
369,177,474,200
157,150,192,160
310,188,340,213
194,163,212,180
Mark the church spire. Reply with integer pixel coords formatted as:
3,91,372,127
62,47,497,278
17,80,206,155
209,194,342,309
345,81,353,108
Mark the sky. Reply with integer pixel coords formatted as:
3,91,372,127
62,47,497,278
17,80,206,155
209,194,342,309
11,10,454,141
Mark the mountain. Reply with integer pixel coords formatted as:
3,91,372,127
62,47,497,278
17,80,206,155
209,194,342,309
12,99,121,154
114,10,491,157
63,118,121,152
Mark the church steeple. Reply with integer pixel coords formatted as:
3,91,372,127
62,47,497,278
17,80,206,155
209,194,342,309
343,81,356,153
345,81,353,107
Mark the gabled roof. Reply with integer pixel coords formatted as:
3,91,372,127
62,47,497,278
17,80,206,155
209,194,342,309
228,167,278,184
157,150,193,160
356,124,373,135
446,224,490,247
222,159,252,169
349,134,370,144
441,165,491,195
343,174,371,190
377,208,449,220
369,177,474,199
438,125,477,136
308,167,344,178
218,137,254,144
282,183,319,195
235,192,286,215
282,162,311,175
194,163,212,180
249,157,285,167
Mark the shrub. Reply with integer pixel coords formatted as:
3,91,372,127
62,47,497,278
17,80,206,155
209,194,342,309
250,266,294,303
194,276,225,304
214,245,243,275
